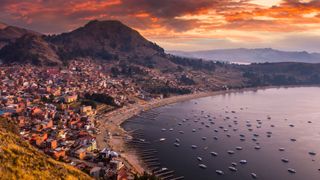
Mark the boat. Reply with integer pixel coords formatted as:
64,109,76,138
288,168,296,173
213,136,218,140
254,146,261,150
159,138,166,142
199,164,207,169
161,128,166,131
179,131,184,134
236,146,243,150
175,138,180,142
211,152,218,156
228,166,237,172
227,150,235,155
231,162,237,167
191,145,197,149
174,143,180,147
215,170,224,175
192,129,196,132
281,158,289,163
239,160,247,164
309,151,316,156
202,137,207,140
169,128,174,131
197,157,202,161
279,148,285,151
251,173,258,179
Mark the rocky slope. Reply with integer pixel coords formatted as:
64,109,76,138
0,34,62,66
0,118,92,180
0,22,40,49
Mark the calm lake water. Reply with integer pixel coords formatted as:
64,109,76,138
122,87,320,180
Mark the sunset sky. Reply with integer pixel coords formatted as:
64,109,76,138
1,0,320,52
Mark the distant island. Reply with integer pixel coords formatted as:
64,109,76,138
169,48,320,64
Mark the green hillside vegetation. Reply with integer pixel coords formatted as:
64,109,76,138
0,118,92,180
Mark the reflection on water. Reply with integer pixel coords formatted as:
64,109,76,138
123,87,320,180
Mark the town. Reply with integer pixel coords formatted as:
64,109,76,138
0,59,178,179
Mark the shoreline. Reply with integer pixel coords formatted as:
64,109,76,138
95,85,320,175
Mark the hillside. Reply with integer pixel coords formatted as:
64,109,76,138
0,34,62,66
0,22,41,49
169,48,320,64
0,118,92,180
0,20,174,68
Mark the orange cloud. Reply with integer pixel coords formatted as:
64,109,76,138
0,0,320,51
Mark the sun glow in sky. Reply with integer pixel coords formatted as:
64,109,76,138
251,0,282,7
1,0,320,52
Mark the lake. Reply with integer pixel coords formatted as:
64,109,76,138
122,87,320,180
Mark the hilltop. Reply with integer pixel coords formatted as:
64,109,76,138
0,118,92,180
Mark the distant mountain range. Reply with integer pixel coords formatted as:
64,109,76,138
168,48,320,64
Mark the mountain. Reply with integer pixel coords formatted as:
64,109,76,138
0,20,172,67
47,20,164,60
0,118,92,179
0,34,62,66
0,22,41,49
168,48,320,64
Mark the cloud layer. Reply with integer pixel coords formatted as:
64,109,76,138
0,0,319,52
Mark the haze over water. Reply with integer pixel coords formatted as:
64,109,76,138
123,87,320,180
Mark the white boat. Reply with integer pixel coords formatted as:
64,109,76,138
215,170,224,175
251,173,258,179
281,158,289,163
288,168,296,173
228,166,237,172
174,143,180,147
240,160,247,164
254,146,261,150
197,157,202,161
199,164,207,169
159,138,166,142
236,146,243,150
211,152,218,156
227,150,235,155
191,145,197,149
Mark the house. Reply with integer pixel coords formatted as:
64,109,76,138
53,148,66,160
80,106,94,116
64,95,78,103
75,148,86,160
